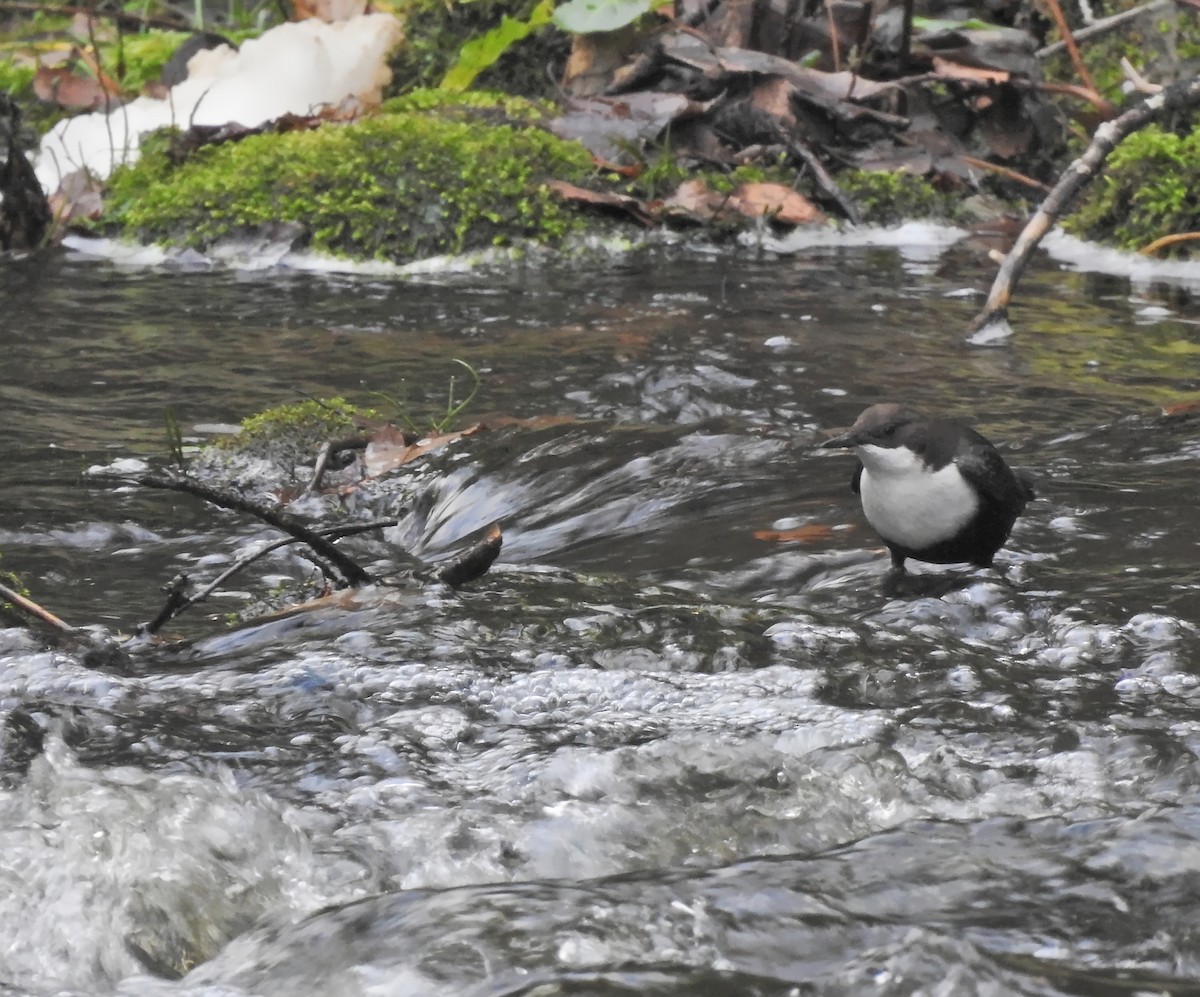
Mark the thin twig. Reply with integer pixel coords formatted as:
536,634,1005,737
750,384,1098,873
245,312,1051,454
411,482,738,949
967,74,1200,341
899,0,914,73
1039,0,1102,99
785,136,861,223
824,0,841,72
1141,231,1200,255
1034,79,1118,116
959,154,1052,192
138,518,399,634
1037,0,1173,57
0,581,78,635
1120,57,1163,95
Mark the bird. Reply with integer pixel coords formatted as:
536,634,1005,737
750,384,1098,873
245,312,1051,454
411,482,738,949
820,403,1035,574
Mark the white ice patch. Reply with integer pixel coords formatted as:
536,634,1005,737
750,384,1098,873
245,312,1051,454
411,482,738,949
857,444,979,551
1043,228,1200,292
35,14,402,195
746,221,968,260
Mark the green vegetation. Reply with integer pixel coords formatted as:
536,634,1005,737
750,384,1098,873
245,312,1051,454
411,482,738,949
102,107,594,261
371,358,482,433
1041,3,1200,107
229,397,375,451
388,0,567,98
442,0,555,92
835,169,957,225
381,86,551,121
1066,124,1200,253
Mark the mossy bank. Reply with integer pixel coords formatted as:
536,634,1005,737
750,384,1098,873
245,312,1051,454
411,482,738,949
101,94,594,263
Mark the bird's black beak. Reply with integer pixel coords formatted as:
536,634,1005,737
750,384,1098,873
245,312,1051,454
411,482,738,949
819,430,859,450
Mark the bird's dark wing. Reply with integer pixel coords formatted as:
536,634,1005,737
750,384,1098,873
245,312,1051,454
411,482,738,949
954,440,1034,509
851,461,863,495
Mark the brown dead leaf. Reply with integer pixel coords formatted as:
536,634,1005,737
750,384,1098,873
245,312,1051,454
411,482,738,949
1161,398,1200,418
47,168,105,225
363,423,486,478
660,178,719,222
548,180,658,227
33,66,119,110
548,92,710,162
749,76,797,126
563,25,649,97
729,182,826,225
754,524,837,542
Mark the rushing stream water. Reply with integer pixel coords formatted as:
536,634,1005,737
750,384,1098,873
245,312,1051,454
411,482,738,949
2,229,1200,995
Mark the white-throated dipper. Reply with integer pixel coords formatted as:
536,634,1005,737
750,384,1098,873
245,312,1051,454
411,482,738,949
821,403,1035,573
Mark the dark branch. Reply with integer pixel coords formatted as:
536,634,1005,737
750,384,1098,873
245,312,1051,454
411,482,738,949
436,524,503,588
136,519,400,635
126,471,372,586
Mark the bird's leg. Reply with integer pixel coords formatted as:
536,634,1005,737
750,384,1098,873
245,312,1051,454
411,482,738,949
888,549,907,575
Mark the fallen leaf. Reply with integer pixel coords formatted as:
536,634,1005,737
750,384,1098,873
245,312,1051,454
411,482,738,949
363,423,486,477
660,178,718,222
729,182,826,225
33,66,119,110
548,180,658,226
47,168,105,225
547,92,709,161
1161,398,1200,418
754,524,838,542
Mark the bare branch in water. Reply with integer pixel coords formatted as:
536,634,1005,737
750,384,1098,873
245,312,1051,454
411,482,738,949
137,519,399,635
436,524,503,588
126,471,373,586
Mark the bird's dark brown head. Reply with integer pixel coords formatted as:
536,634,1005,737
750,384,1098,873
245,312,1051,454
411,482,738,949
820,403,922,449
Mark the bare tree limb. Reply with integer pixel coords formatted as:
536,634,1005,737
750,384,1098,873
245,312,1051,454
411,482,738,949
137,518,399,634
0,580,78,635
967,74,1200,343
126,471,373,586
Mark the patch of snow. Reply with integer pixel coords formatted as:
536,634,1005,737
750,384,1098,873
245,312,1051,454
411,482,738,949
1042,229,1200,291
749,221,969,258
36,14,402,195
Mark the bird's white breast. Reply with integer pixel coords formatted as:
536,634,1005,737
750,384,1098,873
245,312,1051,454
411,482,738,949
857,444,979,550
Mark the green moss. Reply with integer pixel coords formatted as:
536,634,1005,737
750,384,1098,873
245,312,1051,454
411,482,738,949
1065,124,1200,253
101,108,594,261
836,169,956,225
381,86,551,121
106,31,192,92
224,398,377,454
